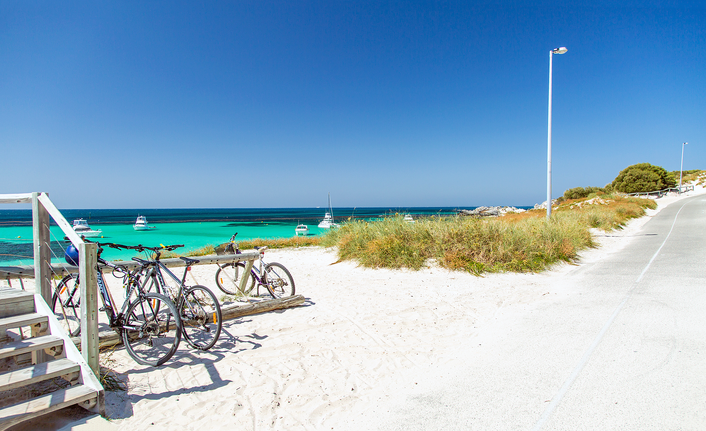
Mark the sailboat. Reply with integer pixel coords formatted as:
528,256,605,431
318,193,340,229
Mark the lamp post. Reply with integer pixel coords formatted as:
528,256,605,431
679,142,688,193
547,46,567,220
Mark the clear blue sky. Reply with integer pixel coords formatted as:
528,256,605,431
2,1,704,209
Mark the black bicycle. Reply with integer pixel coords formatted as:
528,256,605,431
52,242,182,366
214,233,295,299
122,244,223,351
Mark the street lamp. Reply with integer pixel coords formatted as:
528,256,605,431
547,46,567,220
679,142,688,193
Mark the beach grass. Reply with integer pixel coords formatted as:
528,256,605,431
164,236,322,258
320,194,656,274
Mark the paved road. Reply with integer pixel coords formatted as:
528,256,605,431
348,194,706,430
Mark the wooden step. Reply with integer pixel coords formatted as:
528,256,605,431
0,335,63,361
0,358,80,392
0,313,47,332
0,384,98,430
0,290,34,319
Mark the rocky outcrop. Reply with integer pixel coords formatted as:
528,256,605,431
458,206,526,217
533,199,560,210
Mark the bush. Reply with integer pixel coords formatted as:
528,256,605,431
563,186,605,200
611,163,676,193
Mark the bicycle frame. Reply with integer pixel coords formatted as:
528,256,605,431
95,257,151,329
140,259,191,299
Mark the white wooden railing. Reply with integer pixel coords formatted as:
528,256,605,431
0,192,100,375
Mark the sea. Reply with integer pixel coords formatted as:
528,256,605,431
0,206,519,266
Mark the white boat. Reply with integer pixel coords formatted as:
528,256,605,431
403,214,415,223
133,215,155,231
295,224,309,236
318,193,340,229
318,212,334,229
72,219,102,238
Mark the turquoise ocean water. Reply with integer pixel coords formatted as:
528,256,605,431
0,206,526,266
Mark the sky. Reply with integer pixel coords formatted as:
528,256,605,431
1,1,704,209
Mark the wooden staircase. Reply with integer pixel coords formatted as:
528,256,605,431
0,288,104,430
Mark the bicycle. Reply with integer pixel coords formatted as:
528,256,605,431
52,242,182,367
124,244,223,351
214,233,295,299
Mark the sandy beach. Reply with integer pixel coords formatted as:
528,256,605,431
11,188,704,430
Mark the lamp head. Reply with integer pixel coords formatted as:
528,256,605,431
552,47,568,54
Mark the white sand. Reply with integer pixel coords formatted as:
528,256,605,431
25,188,706,430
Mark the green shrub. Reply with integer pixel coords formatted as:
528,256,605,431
611,163,676,193
563,186,605,200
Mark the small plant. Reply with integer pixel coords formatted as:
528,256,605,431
99,347,127,392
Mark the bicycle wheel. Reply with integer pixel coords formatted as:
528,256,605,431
122,293,182,367
263,262,295,299
215,262,254,295
51,273,81,337
179,285,222,350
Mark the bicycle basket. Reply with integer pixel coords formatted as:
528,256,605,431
215,242,236,255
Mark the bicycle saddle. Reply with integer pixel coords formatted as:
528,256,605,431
180,256,200,266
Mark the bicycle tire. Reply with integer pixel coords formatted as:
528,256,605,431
263,262,295,299
122,293,182,367
215,262,255,295
51,273,82,337
179,285,222,350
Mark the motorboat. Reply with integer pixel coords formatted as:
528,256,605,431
133,215,155,231
318,193,340,229
403,214,415,223
295,224,309,236
72,219,102,238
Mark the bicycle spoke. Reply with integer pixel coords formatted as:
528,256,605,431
122,293,181,366
263,262,295,299
180,286,222,351
52,273,82,337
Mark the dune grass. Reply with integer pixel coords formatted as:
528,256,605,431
320,194,656,275
161,236,322,258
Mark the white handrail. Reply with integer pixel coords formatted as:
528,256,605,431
37,193,84,245
1,192,99,379
0,193,33,204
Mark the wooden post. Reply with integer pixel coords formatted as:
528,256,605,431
239,259,255,294
79,242,99,375
31,193,52,304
